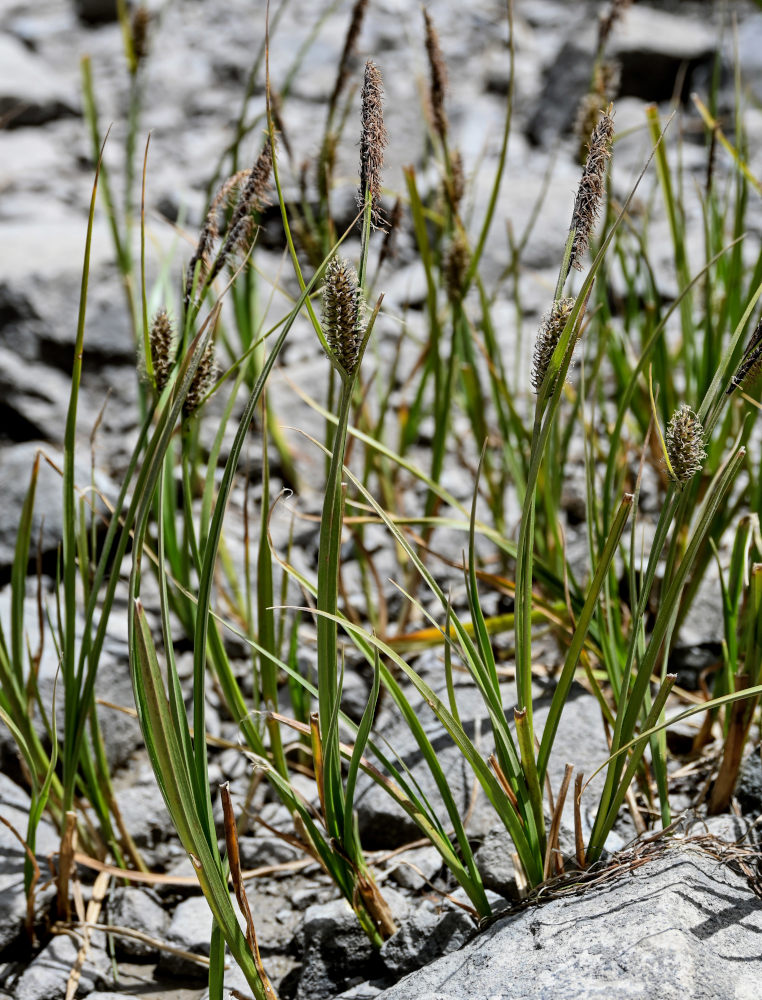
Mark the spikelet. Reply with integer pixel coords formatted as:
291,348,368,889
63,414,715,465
444,231,470,304
531,297,576,392
148,309,175,392
317,131,338,205
223,137,274,258
568,105,615,273
130,5,151,67
322,257,362,375
183,341,217,417
598,0,633,52
727,318,762,394
184,140,274,308
423,8,448,142
328,0,369,116
665,405,706,486
574,62,620,162
184,194,224,309
359,61,387,229
446,149,465,211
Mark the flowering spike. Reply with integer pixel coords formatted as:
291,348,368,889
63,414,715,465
322,257,362,376
665,404,706,486
531,297,576,392
423,8,448,142
183,341,217,417
148,309,175,392
359,61,387,229
568,105,615,274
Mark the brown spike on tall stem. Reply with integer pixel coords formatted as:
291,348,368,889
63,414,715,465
359,60,387,230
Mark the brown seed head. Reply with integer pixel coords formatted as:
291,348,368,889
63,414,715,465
184,172,239,309
423,8,448,142
531,297,576,392
568,105,614,273
665,404,706,486
225,138,274,257
596,60,621,99
131,5,151,67
574,63,620,163
322,257,363,375
196,139,275,291
359,60,387,229
329,0,369,116
149,309,175,392
598,0,633,52
444,231,470,303
183,341,217,417
447,149,465,210
727,318,762,394
318,131,338,205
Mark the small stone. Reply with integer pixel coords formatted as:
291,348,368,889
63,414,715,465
71,0,118,23
238,834,301,869
106,886,169,958
86,994,138,1000
295,898,382,1000
0,773,58,951
113,770,172,850
388,846,442,891
333,983,385,999
474,825,519,899
159,895,227,979
380,901,476,978
12,933,112,1000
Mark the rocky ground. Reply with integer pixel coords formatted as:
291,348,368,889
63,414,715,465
1,0,762,998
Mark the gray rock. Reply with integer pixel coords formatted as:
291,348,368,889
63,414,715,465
295,898,382,1000
158,894,220,978
237,833,301,869
376,847,762,999
12,933,112,1000
356,681,610,851
71,0,118,23
0,443,78,572
113,767,173,850
341,667,372,722
736,747,762,818
198,952,301,1000
105,886,169,958
527,36,593,146
333,983,385,999
380,902,476,978
0,35,78,128
688,813,757,845
159,884,298,978
86,994,139,1000
610,5,717,104
739,13,762,100
33,279,138,372
473,824,519,899
0,348,97,443
387,846,442,891
91,657,143,771
0,772,58,951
